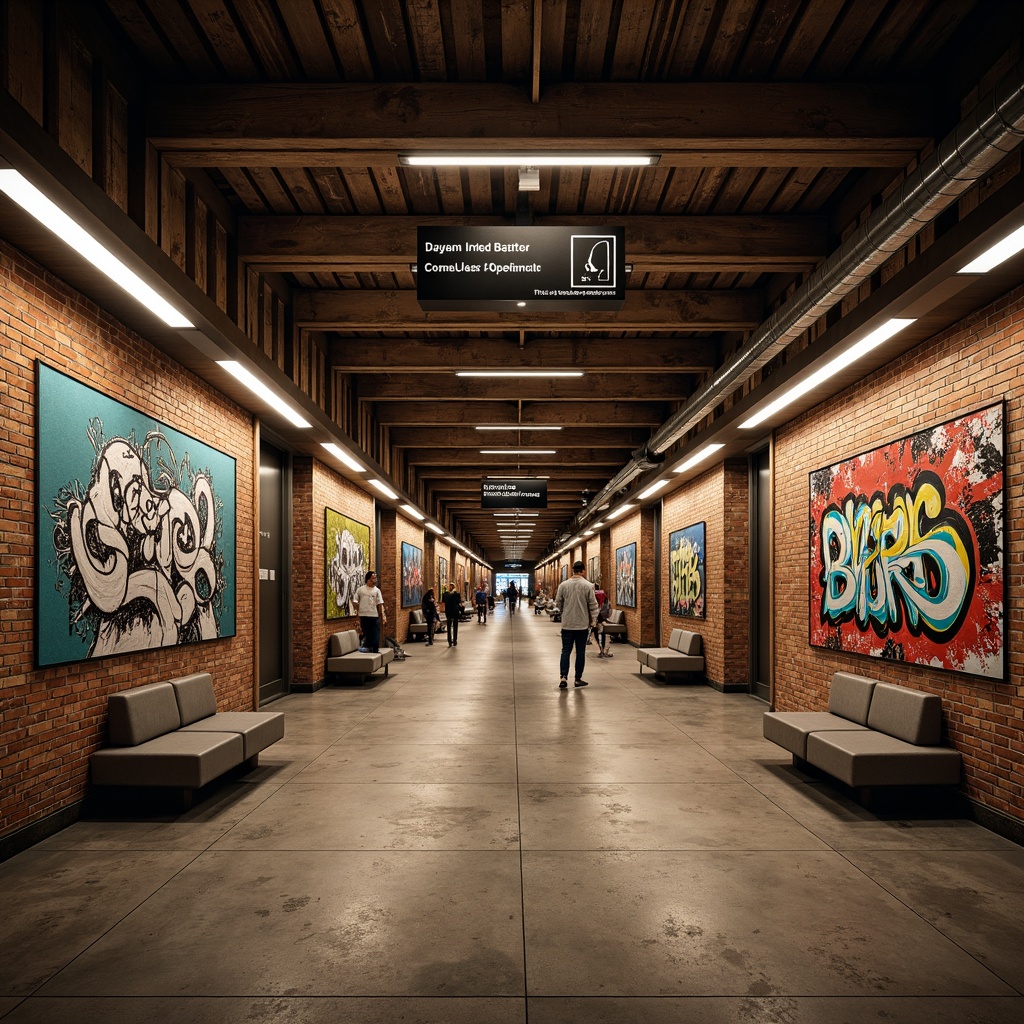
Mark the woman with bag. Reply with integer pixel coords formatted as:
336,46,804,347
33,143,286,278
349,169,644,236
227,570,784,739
422,588,439,646
595,591,614,658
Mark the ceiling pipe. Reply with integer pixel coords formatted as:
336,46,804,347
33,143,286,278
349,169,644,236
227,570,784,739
561,57,1024,545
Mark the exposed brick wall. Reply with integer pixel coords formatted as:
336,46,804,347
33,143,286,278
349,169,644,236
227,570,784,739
610,514,651,644
662,461,749,688
0,240,255,843
394,514,426,644
774,285,1024,823
292,458,374,689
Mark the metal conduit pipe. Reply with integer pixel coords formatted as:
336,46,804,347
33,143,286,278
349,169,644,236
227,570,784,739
568,58,1024,541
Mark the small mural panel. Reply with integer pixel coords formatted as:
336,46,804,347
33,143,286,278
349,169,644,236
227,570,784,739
669,522,706,618
325,509,369,618
37,362,236,667
809,403,1004,680
615,542,637,608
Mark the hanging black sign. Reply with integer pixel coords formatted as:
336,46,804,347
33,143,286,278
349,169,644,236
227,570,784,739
481,479,548,509
417,226,625,311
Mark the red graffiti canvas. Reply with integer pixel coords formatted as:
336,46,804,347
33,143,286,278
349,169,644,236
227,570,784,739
809,403,1004,680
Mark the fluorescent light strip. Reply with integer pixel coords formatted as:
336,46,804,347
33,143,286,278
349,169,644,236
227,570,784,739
369,479,398,500
480,449,557,455
740,318,916,430
400,504,425,521
0,169,193,329
427,523,446,535
457,371,583,378
218,361,311,428
638,479,670,499
321,442,365,472
606,503,636,520
402,153,658,167
493,512,539,517
475,425,563,430
960,224,1024,273
673,443,726,474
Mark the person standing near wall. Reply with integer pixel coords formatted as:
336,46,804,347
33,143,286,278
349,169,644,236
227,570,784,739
507,581,518,616
355,570,386,653
555,561,598,689
422,587,439,646
475,581,488,623
442,582,462,647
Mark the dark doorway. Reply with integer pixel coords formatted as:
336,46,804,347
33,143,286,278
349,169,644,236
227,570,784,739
258,442,289,703
750,448,771,702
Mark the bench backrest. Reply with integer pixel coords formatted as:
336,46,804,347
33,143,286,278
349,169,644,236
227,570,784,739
867,681,942,745
108,682,181,746
168,672,218,725
669,629,702,655
827,672,878,725
607,609,624,625
329,630,360,656
410,609,425,624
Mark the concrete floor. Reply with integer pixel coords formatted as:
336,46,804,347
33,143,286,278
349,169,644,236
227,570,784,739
2,607,1023,1023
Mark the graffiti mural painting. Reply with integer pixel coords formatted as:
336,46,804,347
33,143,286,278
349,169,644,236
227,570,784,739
325,508,369,618
615,542,636,608
669,522,705,618
37,363,236,667
809,403,1004,680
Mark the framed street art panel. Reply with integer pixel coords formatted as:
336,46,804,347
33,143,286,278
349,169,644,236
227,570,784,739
615,542,637,608
325,508,370,618
809,403,1004,680
401,541,423,607
669,522,706,618
36,362,237,667
587,554,600,587
438,555,448,592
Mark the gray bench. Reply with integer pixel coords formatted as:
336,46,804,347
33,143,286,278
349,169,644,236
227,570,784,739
763,672,961,788
326,629,395,682
91,672,284,808
636,628,704,678
602,609,627,642
408,609,428,641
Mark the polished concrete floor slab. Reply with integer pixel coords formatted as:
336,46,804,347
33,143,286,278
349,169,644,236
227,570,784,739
1,607,1021,1022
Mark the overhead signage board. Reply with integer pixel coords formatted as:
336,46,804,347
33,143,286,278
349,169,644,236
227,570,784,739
481,479,548,509
417,226,625,311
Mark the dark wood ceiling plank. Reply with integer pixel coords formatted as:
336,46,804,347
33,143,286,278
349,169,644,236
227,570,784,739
185,0,260,78
573,0,617,80
736,0,804,79
320,0,374,80
500,0,532,83
406,0,447,81
137,0,220,77
100,0,182,76
403,447,626,464
371,400,669,426
375,164,412,214
666,0,720,77
219,166,270,211
354,374,692,400
145,82,936,159
389,425,651,446
294,287,763,330
771,0,846,78
448,0,488,79
327,334,717,370
808,0,889,77
307,167,355,212
247,166,297,213
539,0,568,84
700,0,761,79
276,167,326,213
238,212,827,270
342,168,385,214
361,0,416,79
229,0,302,78
276,0,340,80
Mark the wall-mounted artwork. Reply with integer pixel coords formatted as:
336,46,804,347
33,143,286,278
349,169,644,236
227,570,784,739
325,508,369,618
809,403,1004,680
669,522,706,618
456,560,466,596
587,554,600,587
560,564,569,582
438,555,448,592
615,542,637,608
36,362,236,668
401,541,423,607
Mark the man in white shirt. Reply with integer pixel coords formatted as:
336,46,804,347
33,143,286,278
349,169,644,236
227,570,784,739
555,561,599,689
354,570,386,653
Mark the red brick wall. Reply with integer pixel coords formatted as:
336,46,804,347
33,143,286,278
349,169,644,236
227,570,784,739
662,460,749,688
774,285,1024,823
394,514,426,643
0,240,256,843
610,514,653,644
292,458,374,689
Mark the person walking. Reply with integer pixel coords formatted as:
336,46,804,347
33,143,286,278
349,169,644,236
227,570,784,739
507,581,518,616
475,581,488,623
595,590,614,658
555,560,598,689
422,587,439,645
354,570,386,653
441,582,462,647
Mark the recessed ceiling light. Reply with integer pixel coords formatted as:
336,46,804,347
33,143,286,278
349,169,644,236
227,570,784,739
321,442,365,472
457,371,583,378
218,361,311,428
475,425,562,431
959,224,1024,273
400,504,425,520
606,503,636,520
480,449,557,455
401,153,659,167
638,479,669,499
673,444,725,474
369,479,398,500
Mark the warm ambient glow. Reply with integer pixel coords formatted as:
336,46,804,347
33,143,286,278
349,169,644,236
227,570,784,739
740,318,916,430
218,361,311,429
475,425,563,431
400,504,425,521
426,523,446,535
0,168,193,328
321,442,365,472
457,371,584,378
493,512,540,516
480,449,557,455
673,444,726,474
401,153,659,167
369,479,398,500
605,503,636,520
637,479,670,500
960,224,1024,273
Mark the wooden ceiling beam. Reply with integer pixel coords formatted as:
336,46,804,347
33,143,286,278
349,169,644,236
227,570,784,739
356,374,692,401
373,401,670,426
389,426,649,447
295,288,762,330
239,214,827,272
330,335,716,371
147,82,934,167
403,448,624,465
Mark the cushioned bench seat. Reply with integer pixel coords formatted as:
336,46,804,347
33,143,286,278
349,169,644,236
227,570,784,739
326,629,395,682
602,609,627,641
636,629,704,676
